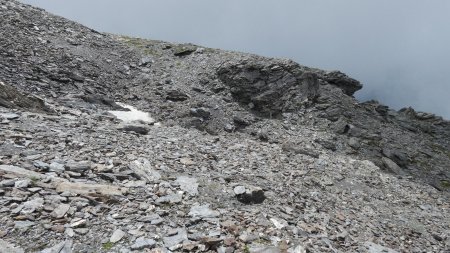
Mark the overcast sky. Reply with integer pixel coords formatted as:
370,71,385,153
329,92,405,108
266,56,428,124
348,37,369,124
21,0,450,119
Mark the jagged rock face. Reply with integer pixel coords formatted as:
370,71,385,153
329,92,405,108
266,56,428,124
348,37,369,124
323,70,363,96
216,59,362,116
217,59,319,116
0,81,50,112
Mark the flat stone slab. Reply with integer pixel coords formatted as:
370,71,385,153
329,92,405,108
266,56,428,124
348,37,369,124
55,181,127,196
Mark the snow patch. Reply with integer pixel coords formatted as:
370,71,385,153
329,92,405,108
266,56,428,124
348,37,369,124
109,103,155,123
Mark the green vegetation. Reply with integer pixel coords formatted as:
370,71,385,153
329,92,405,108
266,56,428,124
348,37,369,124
102,242,114,250
29,176,39,186
441,180,450,189
119,36,161,56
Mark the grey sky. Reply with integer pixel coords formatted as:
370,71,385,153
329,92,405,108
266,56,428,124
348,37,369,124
20,0,450,119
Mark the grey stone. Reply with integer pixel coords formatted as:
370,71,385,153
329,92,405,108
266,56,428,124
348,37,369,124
14,221,35,229
1,179,16,187
55,181,127,196
382,157,404,175
51,204,70,218
33,160,50,170
324,70,362,96
110,229,126,243
287,245,307,253
49,162,65,173
364,242,399,253
163,228,188,248
14,179,30,188
249,246,280,253
175,176,198,196
0,239,24,253
119,124,150,135
235,186,266,204
190,108,211,119
40,240,73,253
166,90,189,101
173,44,197,56
139,56,153,66
138,214,162,223
70,219,87,228
156,193,182,204
21,197,44,214
130,237,156,250
0,113,20,120
129,158,161,183
239,233,259,243
0,165,45,179
270,217,288,229
65,161,90,172
348,137,360,149
281,142,320,158
233,186,246,195
382,148,409,167
188,204,219,218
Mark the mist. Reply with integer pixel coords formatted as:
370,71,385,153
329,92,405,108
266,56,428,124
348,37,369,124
20,0,450,119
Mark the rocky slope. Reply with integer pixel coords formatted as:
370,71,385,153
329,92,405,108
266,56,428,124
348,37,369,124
0,0,449,252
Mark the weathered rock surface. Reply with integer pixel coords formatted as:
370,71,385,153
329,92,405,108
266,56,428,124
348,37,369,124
0,1,449,252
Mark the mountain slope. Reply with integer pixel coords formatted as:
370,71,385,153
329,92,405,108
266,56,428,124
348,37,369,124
0,1,449,252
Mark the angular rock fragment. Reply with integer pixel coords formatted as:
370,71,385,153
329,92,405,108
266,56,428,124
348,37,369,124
51,204,70,219
118,123,150,135
163,228,188,248
173,44,197,56
49,162,65,173
364,242,399,253
323,70,362,96
65,161,91,172
166,90,189,101
175,176,198,196
190,107,211,119
110,229,126,243
131,237,156,250
188,204,219,218
55,181,127,196
40,240,73,253
0,165,45,180
0,112,20,120
129,158,161,183
156,193,182,204
234,185,266,204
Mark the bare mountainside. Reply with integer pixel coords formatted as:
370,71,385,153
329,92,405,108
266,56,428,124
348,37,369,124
0,1,449,252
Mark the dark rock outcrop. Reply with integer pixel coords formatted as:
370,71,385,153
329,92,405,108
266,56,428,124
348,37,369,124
217,59,319,116
0,81,50,112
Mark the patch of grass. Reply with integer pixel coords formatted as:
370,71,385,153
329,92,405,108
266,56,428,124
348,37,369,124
441,180,450,189
29,176,39,186
102,242,114,250
243,245,250,253
118,36,161,56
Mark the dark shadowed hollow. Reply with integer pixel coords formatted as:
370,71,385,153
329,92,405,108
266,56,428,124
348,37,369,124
20,0,450,119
